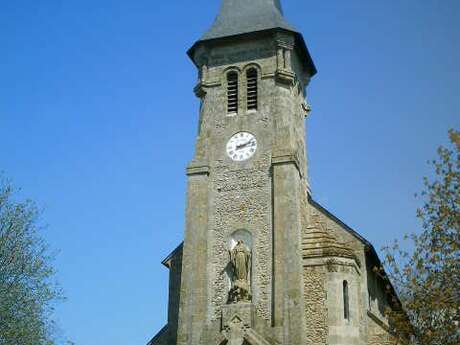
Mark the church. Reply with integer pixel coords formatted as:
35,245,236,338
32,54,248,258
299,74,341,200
147,1,400,344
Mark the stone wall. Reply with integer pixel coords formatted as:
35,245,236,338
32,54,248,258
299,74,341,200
303,265,328,345
209,153,272,321
308,202,369,345
326,260,362,345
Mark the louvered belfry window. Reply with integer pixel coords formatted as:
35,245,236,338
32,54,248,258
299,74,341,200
246,68,258,111
227,72,238,114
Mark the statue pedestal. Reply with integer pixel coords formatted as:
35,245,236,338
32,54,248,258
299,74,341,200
222,303,254,333
222,303,274,345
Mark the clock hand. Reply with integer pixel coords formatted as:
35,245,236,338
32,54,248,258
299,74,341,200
236,139,255,150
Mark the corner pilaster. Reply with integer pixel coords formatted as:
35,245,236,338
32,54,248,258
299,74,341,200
271,154,306,345
176,163,210,345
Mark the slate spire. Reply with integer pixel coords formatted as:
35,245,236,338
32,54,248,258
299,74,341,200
202,0,296,40
188,0,316,76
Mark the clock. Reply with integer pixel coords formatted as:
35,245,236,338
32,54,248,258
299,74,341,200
226,132,257,161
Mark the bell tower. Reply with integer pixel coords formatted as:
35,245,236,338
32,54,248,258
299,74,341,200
173,0,317,344
148,2,404,345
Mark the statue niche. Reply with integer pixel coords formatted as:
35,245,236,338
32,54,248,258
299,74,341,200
228,239,252,303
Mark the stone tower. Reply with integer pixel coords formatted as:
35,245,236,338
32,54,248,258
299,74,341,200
148,1,401,345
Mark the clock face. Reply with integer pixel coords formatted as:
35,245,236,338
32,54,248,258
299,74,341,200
226,132,257,161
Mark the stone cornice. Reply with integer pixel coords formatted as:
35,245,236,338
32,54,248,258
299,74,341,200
271,151,302,177
302,257,361,275
186,162,210,176
303,248,361,266
261,72,276,79
194,81,221,98
272,151,300,167
275,69,295,85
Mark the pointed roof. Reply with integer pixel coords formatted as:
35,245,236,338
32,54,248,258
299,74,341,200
188,0,317,76
302,214,359,264
202,0,295,41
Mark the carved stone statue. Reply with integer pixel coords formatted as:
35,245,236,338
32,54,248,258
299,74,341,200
228,240,252,303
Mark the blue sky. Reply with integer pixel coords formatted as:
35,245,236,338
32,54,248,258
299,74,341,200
0,0,458,344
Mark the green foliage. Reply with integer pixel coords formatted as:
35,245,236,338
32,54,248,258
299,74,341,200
0,177,64,345
382,129,460,345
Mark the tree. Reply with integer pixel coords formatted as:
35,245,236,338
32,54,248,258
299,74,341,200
0,176,64,345
381,129,460,345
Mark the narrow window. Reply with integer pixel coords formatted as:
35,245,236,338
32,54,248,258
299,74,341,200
246,68,258,111
227,72,238,114
343,280,350,320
